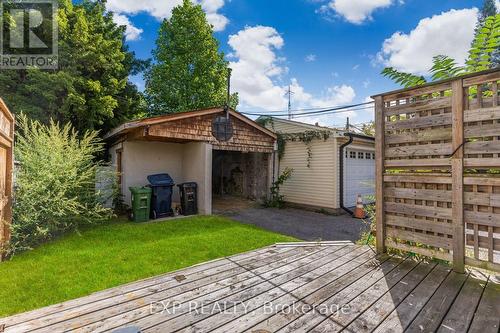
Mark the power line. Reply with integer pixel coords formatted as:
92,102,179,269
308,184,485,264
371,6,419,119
241,101,374,118
288,105,374,119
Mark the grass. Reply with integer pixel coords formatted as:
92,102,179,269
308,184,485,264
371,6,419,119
0,216,296,317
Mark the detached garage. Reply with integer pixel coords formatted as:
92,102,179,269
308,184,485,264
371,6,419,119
105,108,277,215
261,117,375,214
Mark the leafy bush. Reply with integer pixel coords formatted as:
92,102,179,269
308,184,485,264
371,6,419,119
9,115,114,255
265,168,293,208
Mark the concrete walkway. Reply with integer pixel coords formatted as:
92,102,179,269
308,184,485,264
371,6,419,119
223,207,369,242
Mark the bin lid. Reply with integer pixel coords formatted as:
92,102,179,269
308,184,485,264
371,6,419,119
147,173,175,186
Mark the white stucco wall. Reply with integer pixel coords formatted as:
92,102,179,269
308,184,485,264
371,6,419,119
109,140,213,215
181,142,212,215
119,141,184,205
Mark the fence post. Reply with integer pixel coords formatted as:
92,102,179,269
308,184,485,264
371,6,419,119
374,96,385,254
451,79,465,273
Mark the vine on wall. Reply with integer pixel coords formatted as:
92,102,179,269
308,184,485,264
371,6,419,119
256,116,332,168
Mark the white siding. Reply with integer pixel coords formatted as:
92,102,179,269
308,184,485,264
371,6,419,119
279,137,338,209
266,118,332,134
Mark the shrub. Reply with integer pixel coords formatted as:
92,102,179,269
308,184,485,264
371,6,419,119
8,115,114,255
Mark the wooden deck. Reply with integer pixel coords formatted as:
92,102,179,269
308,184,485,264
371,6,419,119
1,242,499,333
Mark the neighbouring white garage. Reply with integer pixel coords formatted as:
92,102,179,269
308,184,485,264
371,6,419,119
262,117,375,214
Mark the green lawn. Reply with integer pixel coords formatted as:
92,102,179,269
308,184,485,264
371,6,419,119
0,216,296,317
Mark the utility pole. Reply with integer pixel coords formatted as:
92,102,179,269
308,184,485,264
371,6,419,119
285,85,294,120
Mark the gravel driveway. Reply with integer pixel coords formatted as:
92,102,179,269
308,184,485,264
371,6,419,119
222,207,369,242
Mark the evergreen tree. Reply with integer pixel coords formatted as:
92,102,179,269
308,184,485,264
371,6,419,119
145,0,237,115
0,0,147,134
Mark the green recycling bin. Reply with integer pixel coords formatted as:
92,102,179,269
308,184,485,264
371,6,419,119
129,187,152,222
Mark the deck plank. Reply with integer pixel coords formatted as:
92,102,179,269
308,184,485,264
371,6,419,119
371,265,452,333
404,271,468,333
467,278,500,333
436,274,486,333
74,245,350,333
343,261,442,333
25,246,339,333
173,246,376,333
244,254,401,333
302,258,420,333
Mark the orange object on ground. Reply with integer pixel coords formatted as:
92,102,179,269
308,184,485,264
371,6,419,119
353,194,366,219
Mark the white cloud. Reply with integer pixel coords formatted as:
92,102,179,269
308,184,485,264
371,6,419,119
228,26,288,110
352,64,360,70
113,14,143,41
107,0,229,40
107,0,182,20
497,0,500,12
200,0,229,31
229,25,356,123
305,54,317,62
378,8,478,75
321,0,393,24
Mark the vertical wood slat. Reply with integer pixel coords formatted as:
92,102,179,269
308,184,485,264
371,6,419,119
375,96,385,254
451,79,465,273
492,82,498,107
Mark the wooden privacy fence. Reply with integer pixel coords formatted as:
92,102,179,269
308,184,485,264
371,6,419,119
0,99,13,261
374,68,500,273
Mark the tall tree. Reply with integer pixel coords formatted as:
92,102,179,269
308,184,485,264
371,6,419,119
145,0,237,115
0,0,147,134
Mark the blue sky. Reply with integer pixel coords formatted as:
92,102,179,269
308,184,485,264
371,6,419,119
108,0,488,127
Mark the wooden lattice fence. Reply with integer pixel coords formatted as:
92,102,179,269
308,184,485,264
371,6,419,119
374,68,500,273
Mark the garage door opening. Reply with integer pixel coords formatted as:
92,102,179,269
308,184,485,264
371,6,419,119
343,149,375,207
212,150,271,213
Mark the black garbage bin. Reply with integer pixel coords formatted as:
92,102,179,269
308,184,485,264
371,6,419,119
177,182,198,216
147,174,175,219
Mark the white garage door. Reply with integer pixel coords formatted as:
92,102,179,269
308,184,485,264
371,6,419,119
343,149,375,207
